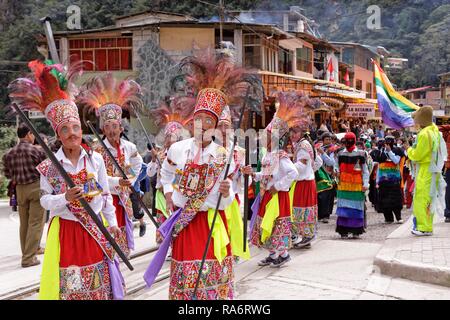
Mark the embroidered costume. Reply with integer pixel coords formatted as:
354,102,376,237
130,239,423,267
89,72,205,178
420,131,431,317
8,60,124,300
78,73,144,256
143,48,261,300
250,92,299,266
147,97,194,243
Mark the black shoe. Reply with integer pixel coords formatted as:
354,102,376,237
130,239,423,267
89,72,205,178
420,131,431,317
258,256,277,266
294,237,314,248
139,223,146,237
322,218,329,224
446,217,450,223
270,254,291,268
340,233,349,239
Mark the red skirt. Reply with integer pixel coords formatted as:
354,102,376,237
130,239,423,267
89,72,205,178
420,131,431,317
251,191,291,251
291,180,318,239
170,210,233,300
293,180,317,207
112,195,130,256
258,191,291,218
58,218,112,300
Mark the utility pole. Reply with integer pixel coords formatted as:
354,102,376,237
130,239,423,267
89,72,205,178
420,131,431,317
219,0,224,48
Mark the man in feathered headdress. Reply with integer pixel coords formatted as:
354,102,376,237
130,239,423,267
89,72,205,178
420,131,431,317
8,60,124,300
242,91,300,268
147,96,194,244
77,73,143,257
144,48,262,300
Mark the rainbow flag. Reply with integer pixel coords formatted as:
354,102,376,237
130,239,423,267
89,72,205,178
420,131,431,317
373,60,419,129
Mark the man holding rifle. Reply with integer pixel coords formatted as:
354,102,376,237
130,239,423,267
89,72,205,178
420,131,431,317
8,60,125,300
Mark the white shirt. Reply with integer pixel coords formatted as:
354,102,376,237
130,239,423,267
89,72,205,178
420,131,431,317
160,138,235,211
103,138,143,194
40,147,117,227
293,141,323,181
254,151,297,192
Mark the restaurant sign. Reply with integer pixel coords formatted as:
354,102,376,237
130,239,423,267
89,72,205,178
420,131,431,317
345,103,375,118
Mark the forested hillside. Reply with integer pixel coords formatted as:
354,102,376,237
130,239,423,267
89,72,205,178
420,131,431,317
0,0,449,115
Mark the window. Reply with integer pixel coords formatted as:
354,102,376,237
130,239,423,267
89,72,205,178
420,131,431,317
356,79,363,90
68,37,133,71
296,47,312,73
366,82,372,98
243,34,261,69
278,49,293,75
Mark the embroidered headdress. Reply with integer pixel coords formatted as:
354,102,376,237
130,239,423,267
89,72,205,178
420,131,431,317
150,96,195,137
266,91,311,138
77,73,143,128
174,48,263,122
8,60,82,133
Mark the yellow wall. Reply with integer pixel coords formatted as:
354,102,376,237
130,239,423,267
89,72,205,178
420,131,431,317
159,27,215,51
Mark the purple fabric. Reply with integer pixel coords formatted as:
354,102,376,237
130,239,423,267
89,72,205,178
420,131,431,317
336,216,364,228
125,213,135,250
107,256,125,300
249,193,261,238
143,208,182,288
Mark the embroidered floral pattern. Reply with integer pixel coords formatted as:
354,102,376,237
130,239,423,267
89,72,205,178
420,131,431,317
250,216,291,252
169,256,234,300
37,159,115,261
291,205,318,240
60,259,112,300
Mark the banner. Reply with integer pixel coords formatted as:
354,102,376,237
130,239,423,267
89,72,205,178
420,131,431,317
345,103,375,118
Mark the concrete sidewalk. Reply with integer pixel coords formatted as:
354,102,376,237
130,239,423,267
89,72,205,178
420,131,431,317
374,214,450,288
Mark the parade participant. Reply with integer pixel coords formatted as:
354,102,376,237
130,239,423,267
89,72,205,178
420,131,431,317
143,49,261,300
78,73,143,257
438,125,450,223
8,60,124,300
408,106,447,236
315,132,338,224
335,132,369,239
371,135,405,224
289,104,323,249
216,105,251,261
147,96,194,244
243,92,299,267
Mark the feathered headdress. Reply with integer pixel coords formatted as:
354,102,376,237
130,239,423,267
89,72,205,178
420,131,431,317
150,96,195,137
266,91,311,137
172,47,264,122
8,59,83,133
77,73,143,127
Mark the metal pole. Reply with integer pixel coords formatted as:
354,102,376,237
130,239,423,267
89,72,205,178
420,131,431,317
219,0,224,49
40,17,60,64
12,104,133,271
